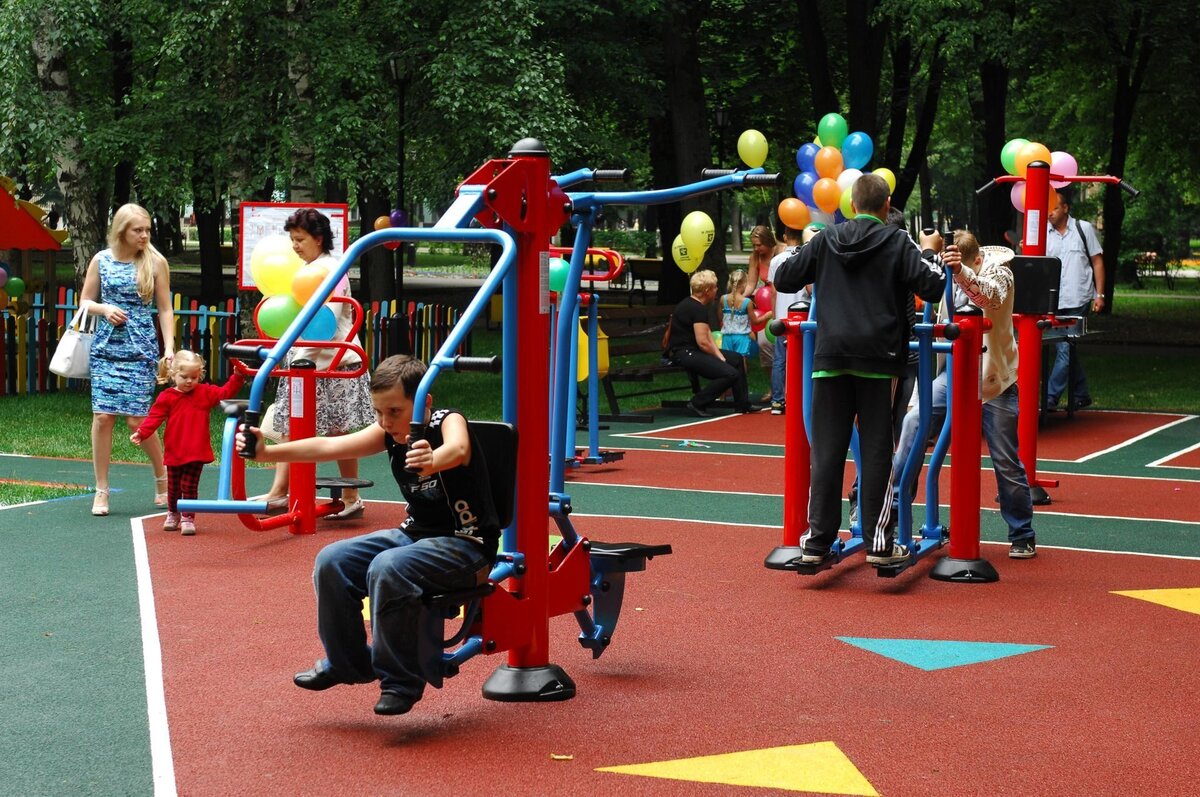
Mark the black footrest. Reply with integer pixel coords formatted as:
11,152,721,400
315,477,374,490
422,583,495,608
589,541,673,562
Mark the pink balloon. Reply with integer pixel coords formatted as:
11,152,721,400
753,285,772,314
1050,151,1078,189
1010,182,1026,213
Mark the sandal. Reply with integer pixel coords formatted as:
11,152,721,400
92,488,110,517
154,473,168,507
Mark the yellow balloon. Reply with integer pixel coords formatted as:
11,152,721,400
672,234,700,274
680,210,715,255
737,129,769,169
872,167,897,193
839,186,857,219
250,234,304,296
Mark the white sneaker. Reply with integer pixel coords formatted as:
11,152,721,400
328,498,364,520
866,543,909,566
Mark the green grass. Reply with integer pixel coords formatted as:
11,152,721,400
0,481,86,505
2,289,1196,462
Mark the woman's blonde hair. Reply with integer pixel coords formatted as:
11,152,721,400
157,349,205,384
689,269,717,296
108,203,165,303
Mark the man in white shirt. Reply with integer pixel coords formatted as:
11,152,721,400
1044,191,1104,411
766,226,805,414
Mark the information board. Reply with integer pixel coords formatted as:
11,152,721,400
238,202,349,291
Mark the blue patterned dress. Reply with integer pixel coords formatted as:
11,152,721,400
89,250,160,416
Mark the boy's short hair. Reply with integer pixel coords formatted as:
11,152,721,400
690,269,717,295
954,229,980,264
886,208,907,230
851,173,891,216
371,355,427,398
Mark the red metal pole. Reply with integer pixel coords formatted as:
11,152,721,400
286,366,319,534
947,315,984,561
1014,160,1057,502
782,312,808,547
508,154,553,669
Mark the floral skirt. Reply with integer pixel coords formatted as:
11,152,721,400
270,364,375,438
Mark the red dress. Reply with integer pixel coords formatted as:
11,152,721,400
135,373,245,466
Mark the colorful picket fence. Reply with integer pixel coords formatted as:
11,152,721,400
0,288,469,397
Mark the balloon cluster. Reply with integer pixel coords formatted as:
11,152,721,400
778,112,896,230
374,208,408,251
249,235,338,341
0,261,23,308
672,210,716,274
1001,138,1077,213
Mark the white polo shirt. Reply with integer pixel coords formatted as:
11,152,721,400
1045,216,1103,310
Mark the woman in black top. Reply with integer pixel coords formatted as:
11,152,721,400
663,269,752,416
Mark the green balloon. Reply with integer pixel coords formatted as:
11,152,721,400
548,257,569,293
1001,138,1030,176
257,295,302,339
5,276,25,299
817,112,849,149
764,325,776,344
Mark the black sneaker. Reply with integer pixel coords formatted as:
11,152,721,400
770,401,785,415
1070,396,1093,411
685,401,712,418
866,543,909,566
1009,539,1037,559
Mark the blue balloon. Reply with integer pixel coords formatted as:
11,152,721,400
834,209,847,224
842,131,874,170
793,171,818,207
301,305,338,341
795,142,819,173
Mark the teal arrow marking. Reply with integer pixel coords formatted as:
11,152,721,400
836,637,1053,671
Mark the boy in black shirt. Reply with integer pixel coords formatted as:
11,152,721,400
238,355,499,716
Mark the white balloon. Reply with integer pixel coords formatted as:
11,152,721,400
836,168,863,192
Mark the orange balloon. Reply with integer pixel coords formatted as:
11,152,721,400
291,263,331,304
814,146,844,179
1046,185,1059,213
1015,142,1052,177
812,178,841,214
374,215,391,230
777,198,811,230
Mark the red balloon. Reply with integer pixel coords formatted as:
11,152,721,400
753,285,772,313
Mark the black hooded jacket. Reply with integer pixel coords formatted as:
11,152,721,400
774,217,947,376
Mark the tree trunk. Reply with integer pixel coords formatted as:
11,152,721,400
650,0,722,306
1101,11,1153,313
286,0,316,201
795,0,838,118
974,57,1011,246
31,9,109,287
893,45,945,211
883,36,913,170
110,29,134,212
192,160,226,304
846,0,887,134
356,184,395,303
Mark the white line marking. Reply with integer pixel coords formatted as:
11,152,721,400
131,518,178,797
1075,414,1196,463
1148,438,1200,468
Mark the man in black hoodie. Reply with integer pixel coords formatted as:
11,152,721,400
774,173,960,566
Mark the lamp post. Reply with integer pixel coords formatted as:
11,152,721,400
714,108,729,252
386,54,409,281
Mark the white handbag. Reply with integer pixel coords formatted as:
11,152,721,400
49,306,96,379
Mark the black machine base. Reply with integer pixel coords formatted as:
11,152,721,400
929,556,999,583
482,664,576,703
764,545,807,571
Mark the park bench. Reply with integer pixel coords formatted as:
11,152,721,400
592,304,699,423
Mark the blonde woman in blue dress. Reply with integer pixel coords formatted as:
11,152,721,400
79,204,175,516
